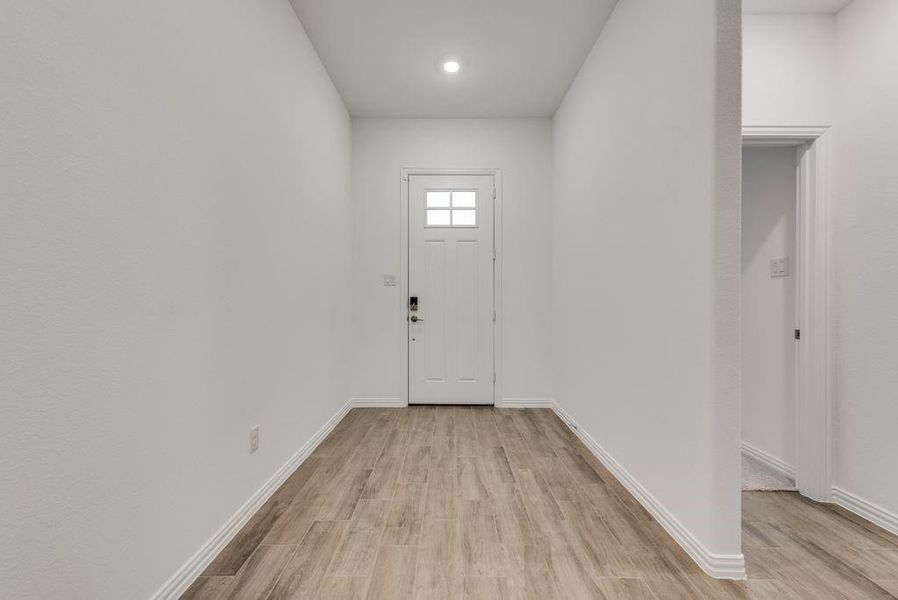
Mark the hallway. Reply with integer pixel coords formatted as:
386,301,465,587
182,408,898,599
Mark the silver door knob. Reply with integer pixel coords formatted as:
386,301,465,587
410,315,424,322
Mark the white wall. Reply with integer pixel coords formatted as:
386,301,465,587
743,15,835,126
0,2,352,598
552,0,742,565
741,147,797,467
350,118,553,404
831,0,898,518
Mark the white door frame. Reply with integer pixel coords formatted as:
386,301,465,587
399,168,503,407
742,126,832,501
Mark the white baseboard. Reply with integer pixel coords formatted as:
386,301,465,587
741,442,796,480
495,397,554,408
150,400,352,600
551,401,746,580
350,397,405,408
831,487,898,537
350,397,554,409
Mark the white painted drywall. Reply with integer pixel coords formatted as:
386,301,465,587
552,0,742,561
743,15,835,126
0,1,351,598
741,147,798,468
831,0,898,519
350,118,553,404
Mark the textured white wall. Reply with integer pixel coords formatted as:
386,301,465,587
553,0,742,559
741,147,798,468
743,15,836,127
0,1,352,598
831,0,898,517
350,118,553,403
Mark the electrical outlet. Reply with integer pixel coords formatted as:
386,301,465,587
770,257,789,278
250,426,260,454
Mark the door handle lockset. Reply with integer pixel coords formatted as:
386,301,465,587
410,315,424,323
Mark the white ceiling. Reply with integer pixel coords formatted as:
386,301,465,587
289,0,618,118
744,0,853,14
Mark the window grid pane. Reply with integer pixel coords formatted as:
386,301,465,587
452,209,476,226
426,191,451,208
452,191,476,208
426,209,451,226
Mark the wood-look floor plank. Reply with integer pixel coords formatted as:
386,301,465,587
399,444,431,484
315,576,369,599
393,406,415,431
459,501,506,578
430,435,457,471
351,430,391,471
381,427,411,459
272,455,325,502
491,485,540,548
180,576,232,600
508,411,554,458
263,490,328,545
596,577,657,600
409,408,436,446
317,468,372,521
366,545,418,600
513,468,565,525
202,498,290,576
555,446,605,486
326,499,389,577
533,454,581,505
457,456,490,502
876,580,898,596
462,576,509,599
505,542,560,600
561,513,638,579
826,504,898,549
530,409,577,449
471,409,502,451
382,480,426,546
433,407,454,438
268,520,347,600
478,447,515,487
414,518,463,599
454,408,479,458
425,468,457,519
544,526,609,600
218,544,295,600
361,455,403,500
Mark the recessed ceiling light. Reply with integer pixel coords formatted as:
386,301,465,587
442,60,460,74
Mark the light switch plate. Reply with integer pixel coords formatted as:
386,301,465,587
770,257,789,278
383,274,397,287
250,426,260,453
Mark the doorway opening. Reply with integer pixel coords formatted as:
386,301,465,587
399,169,502,406
741,145,799,492
741,126,831,501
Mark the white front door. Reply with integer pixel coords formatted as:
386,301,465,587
408,174,495,405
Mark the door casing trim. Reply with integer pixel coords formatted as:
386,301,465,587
399,168,503,406
742,126,832,501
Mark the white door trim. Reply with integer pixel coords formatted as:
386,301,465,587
399,168,503,406
742,126,832,501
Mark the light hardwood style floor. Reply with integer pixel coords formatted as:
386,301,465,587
182,407,898,599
